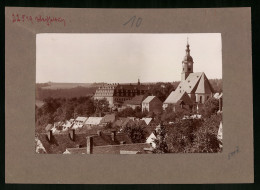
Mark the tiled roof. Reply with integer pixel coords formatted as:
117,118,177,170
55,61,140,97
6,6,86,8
75,117,88,123
177,72,214,94
164,91,193,105
127,119,147,127
100,114,116,123
195,73,214,94
142,96,156,103
85,117,103,125
141,118,153,125
145,126,157,138
65,143,152,154
37,133,90,154
113,118,132,128
37,131,132,154
92,133,133,146
123,95,147,106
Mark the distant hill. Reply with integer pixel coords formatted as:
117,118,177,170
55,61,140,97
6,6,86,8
39,82,104,89
36,83,98,100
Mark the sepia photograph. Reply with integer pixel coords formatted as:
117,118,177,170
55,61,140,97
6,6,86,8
35,33,223,154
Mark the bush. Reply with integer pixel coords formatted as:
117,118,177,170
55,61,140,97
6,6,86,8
122,121,147,143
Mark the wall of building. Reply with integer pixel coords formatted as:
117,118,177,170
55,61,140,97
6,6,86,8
142,102,149,112
188,93,196,102
195,93,212,104
149,98,163,114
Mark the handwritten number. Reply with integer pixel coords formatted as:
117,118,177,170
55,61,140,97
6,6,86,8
123,16,142,28
136,18,142,27
131,16,136,27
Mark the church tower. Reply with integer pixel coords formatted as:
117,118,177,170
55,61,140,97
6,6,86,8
181,39,194,81
138,78,140,85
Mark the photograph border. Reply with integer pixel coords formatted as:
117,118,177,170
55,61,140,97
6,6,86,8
3,2,252,186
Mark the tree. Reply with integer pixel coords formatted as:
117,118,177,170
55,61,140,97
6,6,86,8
201,97,219,118
161,105,177,122
94,98,110,113
117,107,135,117
122,121,147,143
190,114,222,153
165,119,202,153
35,97,96,133
153,123,168,153
146,82,175,102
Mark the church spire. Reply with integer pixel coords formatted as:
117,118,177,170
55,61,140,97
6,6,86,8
186,37,190,55
181,39,194,81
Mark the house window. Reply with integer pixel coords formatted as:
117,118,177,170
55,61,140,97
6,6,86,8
199,96,202,103
207,96,209,100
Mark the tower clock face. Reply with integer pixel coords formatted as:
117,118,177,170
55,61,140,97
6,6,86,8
188,62,192,66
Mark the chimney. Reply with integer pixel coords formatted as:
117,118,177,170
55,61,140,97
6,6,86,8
86,136,94,154
97,130,102,136
69,129,75,141
47,130,52,142
111,130,116,141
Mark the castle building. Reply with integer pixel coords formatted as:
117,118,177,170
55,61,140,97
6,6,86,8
94,79,149,107
163,41,214,110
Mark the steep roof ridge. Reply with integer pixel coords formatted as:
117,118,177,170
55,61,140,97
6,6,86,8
195,73,214,94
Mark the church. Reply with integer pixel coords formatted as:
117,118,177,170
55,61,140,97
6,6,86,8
163,41,215,110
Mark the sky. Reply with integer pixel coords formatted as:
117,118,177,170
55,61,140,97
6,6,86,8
36,33,222,83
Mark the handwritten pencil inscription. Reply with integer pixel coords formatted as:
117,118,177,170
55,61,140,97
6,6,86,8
228,146,239,160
